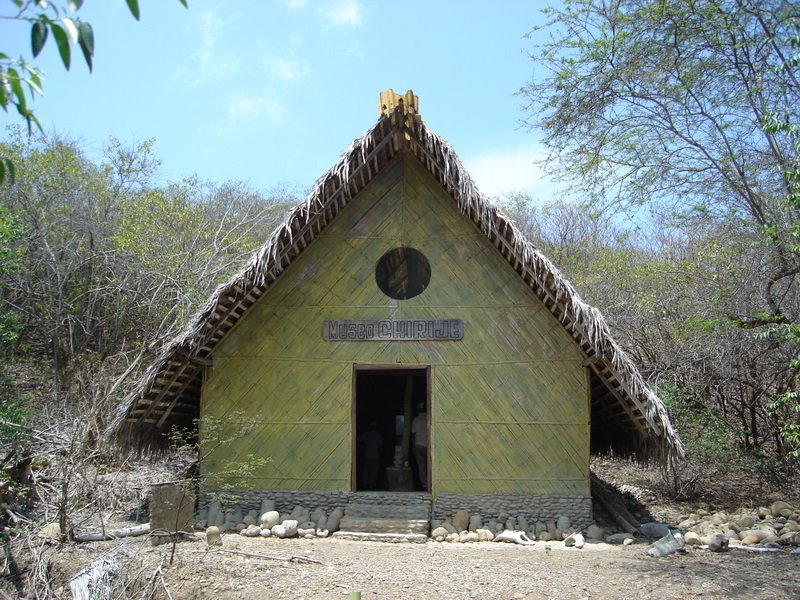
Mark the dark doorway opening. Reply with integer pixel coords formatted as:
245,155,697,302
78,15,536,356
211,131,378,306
353,367,429,492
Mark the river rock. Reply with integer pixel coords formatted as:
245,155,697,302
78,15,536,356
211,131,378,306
272,519,299,539
242,514,257,526
452,509,469,532
206,526,222,546
564,532,585,548
781,531,800,545
327,508,344,533
781,520,799,533
586,524,605,540
547,521,557,538
442,521,457,535
431,526,448,541
606,533,635,545
259,527,272,537
740,529,771,545
240,525,261,537
291,505,310,523
517,516,528,533
736,514,756,529
476,528,494,542
469,515,483,532
557,516,571,532
704,533,728,552
260,510,280,528
460,531,479,543
316,515,328,534
684,531,701,546
310,507,326,522
771,501,793,518
446,532,459,543
639,522,671,538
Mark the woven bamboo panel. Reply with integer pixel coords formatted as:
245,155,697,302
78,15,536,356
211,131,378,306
203,155,589,494
433,421,588,495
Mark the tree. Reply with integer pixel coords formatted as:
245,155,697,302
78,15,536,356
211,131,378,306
520,0,800,459
0,0,188,183
522,0,800,325
0,130,295,397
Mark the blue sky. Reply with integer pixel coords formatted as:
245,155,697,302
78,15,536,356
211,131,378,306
2,1,556,200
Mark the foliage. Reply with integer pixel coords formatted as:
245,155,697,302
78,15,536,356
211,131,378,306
522,0,800,321
0,0,188,184
0,205,28,445
519,0,800,461
168,414,271,508
0,129,295,398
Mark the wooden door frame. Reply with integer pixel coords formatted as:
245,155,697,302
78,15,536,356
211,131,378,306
351,364,431,491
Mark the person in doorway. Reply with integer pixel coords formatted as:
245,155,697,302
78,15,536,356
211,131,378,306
411,404,427,488
358,421,383,490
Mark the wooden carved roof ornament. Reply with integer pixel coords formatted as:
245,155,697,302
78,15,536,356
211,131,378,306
378,89,420,121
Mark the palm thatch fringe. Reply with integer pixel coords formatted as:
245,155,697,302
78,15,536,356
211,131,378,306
108,106,683,465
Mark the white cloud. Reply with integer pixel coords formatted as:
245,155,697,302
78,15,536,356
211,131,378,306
318,0,362,27
463,145,558,200
262,54,310,81
172,9,241,87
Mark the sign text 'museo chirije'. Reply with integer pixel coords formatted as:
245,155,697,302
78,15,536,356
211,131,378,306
322,319,463,341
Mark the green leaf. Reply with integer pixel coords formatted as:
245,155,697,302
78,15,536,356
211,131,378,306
0,80,7,111
27,70,44,96
6,68,27,114
68,0,85,10
31,20,49,58
77,21,94,72
0,158,15,185
178,0,188,7
126,0,141,20
50,23,71,70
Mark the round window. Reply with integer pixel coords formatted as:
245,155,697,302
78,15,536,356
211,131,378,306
375,247,431,300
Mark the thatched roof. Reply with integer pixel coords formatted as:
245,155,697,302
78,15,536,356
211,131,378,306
109,97,683,464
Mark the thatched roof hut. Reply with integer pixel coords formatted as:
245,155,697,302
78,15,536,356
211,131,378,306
110,90,682,473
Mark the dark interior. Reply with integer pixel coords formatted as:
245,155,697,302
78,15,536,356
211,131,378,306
354,369,428,491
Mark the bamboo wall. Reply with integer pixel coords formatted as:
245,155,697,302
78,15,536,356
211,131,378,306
201,155,588,495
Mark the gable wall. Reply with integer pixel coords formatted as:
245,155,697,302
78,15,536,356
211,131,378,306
200,155,589,496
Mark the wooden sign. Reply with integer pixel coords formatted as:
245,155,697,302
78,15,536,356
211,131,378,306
323,319,463,341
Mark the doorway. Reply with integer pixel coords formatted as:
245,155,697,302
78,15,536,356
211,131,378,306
352,366,429,492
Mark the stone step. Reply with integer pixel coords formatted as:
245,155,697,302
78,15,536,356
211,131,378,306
332,531,428,544
338,516,430,535
345,503,431,520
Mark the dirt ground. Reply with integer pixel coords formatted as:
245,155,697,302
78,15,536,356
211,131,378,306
25,531,799,600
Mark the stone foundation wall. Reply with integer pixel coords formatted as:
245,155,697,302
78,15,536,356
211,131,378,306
198,489,431,514
432,493,592,531
199,489,591,529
